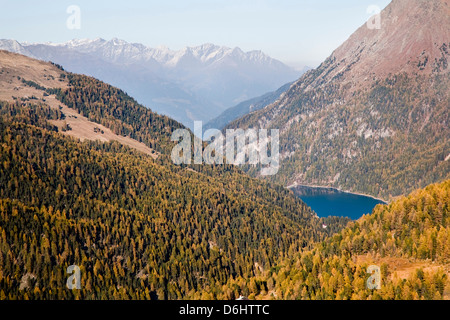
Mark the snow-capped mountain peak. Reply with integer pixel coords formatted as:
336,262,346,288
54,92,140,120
64,38,104,48
0,39,36,58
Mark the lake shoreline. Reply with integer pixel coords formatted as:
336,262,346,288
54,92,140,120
286,183,389,204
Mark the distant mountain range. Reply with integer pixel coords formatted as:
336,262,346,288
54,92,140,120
226,0,450,200
0,38,303,129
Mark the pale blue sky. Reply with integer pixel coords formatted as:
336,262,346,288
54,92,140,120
0,0,390,68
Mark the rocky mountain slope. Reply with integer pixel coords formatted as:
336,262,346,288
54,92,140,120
226,0,450,200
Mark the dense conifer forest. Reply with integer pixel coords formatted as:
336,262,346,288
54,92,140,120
0,86,347,300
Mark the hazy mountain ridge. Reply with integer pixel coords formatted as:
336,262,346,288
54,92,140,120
204,81,295,132
0,38,301,129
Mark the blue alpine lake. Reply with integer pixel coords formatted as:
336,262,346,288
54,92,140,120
290,185,386,220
